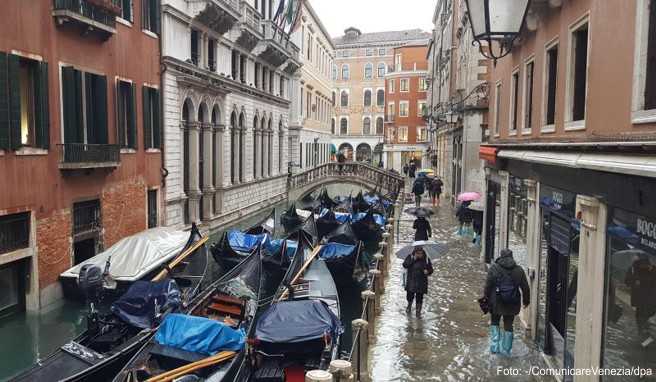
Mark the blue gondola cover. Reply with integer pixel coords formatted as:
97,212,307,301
227,231,269,253
319,243,356,260
111,279,181,329
266,239,298,258
320,208,351,223
255,300,342,343
154,314,245,355
352,212,386,226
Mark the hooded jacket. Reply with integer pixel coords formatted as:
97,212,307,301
403,254,433,294
484,254,530,316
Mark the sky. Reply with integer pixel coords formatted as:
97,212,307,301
309,0,437,38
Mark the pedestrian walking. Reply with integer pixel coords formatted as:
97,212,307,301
482,249,530,356
337,149,346,174
455,200,473,235
408,161,416,178
625,253,656,345
411,178,425,208
429,177,443,207
403,247,434,317
402,163,409,177
412,216,432,241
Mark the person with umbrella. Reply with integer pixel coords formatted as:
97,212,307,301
403,246,434,317
482,249,530,356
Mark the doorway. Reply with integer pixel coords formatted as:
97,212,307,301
485,180,501,263
74,238,96,265
0,260,26,318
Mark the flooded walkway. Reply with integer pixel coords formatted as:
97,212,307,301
369,183,551,381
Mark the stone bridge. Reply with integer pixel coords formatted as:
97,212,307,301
288,162,405,201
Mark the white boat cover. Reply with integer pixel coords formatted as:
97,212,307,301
60,227,190,285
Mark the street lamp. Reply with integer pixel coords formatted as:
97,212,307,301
465,0,530,63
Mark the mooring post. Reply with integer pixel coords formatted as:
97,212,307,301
352,318,369,382
330,359,353,382
306,369,333,381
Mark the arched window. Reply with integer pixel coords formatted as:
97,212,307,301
331,118,336,134
332,64,337,80
376,89,385,107
364,63,373,79
376,117,384,135
230,111,237,184
340,90,349,107
268,119,273,176
253,116,259,179
340,118,348,135
363,90,372,107
211,106,220,214
377,63,386,77
238,112,245,183
341,64,350,80
363,117,371,135
278,120,284,173
261,118,266,177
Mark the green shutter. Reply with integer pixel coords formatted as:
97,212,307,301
0,52,9,150
85,73,96,144
8,54,20,150
152,88,160,148
62,66,83,143
142,86,152,148
95,75,108,144
117,81,125,147
35,61,49,149
129,83,137,148
153,0,161,35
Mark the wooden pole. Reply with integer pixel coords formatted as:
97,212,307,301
151,236,209,282
145,351,235,382
278,245,323,302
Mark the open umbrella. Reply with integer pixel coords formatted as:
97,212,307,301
457,192,481,202
395,240,448,260
404,207,435,217
417,168,434,175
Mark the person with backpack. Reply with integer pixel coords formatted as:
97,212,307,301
482,249,530,356
403,246,434,317
429,177,443,207
411,178,425,207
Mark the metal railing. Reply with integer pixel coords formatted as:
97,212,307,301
239,0,262,34
73,199,101,235
58,143,120,167
261,20,300,58
53,0,120,28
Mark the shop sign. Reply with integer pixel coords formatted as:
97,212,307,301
636,217,656,250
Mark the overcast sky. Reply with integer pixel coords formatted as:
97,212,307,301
309,0,436,38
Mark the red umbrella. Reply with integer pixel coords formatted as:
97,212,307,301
457,192,481,202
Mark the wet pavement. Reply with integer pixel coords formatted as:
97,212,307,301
369,183,551,382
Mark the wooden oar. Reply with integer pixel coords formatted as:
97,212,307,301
145,351,236,382
277,245,322,302
151,236,209,282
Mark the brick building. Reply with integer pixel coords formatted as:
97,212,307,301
383,43,430,172
0,0,163,314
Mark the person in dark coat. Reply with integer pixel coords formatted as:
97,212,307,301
402,163,409,176
483,249,530,355
625,254,656,341
455,201,473,235
429,177,443,207
413,216,432,241
411,178,425,208
337,150,346,174
408,161,416,178
403,247,434,317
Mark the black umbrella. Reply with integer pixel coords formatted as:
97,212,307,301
395,241,448,260
404,207,435,217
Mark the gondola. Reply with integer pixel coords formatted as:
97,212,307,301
13,227,211,382
317,241,364,287
318,188,338,210
351,209,383,246
323,222,358,246
280,204,305,233
113,246,265,382
296,193,320,212
244,209,275,236
352,191,371,214
285,212,319,246
246,239,342,382
316,210,341,241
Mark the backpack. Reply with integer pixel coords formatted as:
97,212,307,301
413,180,425,195
495,267,520,305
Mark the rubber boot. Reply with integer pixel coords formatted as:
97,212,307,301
406,301,412,314
416,303,422,318
489,325,501,354
501,330,514,356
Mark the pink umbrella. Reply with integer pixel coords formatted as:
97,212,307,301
457,192,481,202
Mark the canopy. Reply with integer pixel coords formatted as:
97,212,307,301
319,243,356,260
320,208,351,223
255,300,342,344
60,227,191,283
352,212,386,226
323,223,358,245
227,230,269,253
155,313,245,355
111,279,181,329
266,239,298,259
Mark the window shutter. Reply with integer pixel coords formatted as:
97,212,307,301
117,81,125,147
85,73,96,144
142,86,152,148
95,75,108,144
129,82,137,148
35,61,50,149
8,54,21,150
153,0,161,35
62,66,83,143
152,88,161,148
142,0,147,30
0,52,9,150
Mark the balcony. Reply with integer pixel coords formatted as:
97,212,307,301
385,114,396,123
236,0,262,51
190,0,241,35
255,20,301,69
58,143,120,170
52,0,120,40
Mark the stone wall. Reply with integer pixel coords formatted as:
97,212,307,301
101,177,148,248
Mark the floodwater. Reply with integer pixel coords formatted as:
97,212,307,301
370,185,551,382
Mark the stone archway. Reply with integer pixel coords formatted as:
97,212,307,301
338,142,354,161
356,143,372,162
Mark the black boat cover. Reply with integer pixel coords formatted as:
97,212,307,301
110,279,181,329
255,300,342,343
318,189,338,209
323,223,358,245
281,204,304,233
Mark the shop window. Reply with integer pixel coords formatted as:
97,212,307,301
510,70,519,133
545,43,558,127
507,176,529,269
0,213,30,255
398,126,408,142
117,80,136,149
603,207,656,375
523,60,535,131
568,22,588,122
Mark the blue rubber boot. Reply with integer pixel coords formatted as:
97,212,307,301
501,330,514,356
489,325,501,354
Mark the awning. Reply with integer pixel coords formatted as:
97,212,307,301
498,150,656,179
479,146,498,164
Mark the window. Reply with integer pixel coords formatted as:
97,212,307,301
120,0,133,22
398,126,408,142
306,34,312,60
377,63,386,78
419,78,428,91
340,90,349,107
332,64,337,80
269,71,274,94
363,117,371,134
280,76,285,98
208,39,216,71
231,50,239,80
395,53,402,71
523,60,535,132
388,102,395,118
363,90,372,106
545,43,558,127
190,29,200,65
306,91,311,117
641,0,656,111
142,0,160,34
117,80,136,148
376,89,384,107
147,189,157,228
143,86,161,149
340,117,348,135
364,63,373,79
417,126,428,141
388,79,395,93
342,64,350,80
0,212,29,255
400,78,409,92
494,82,502,135
300,87,304,117
568,21,589,123
378,48,386,56
418,100,427,116
61,67,108,145
399,101,409,117
331,118,335,134
366,48,373,56
375,117,383,135
510,70,519,132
